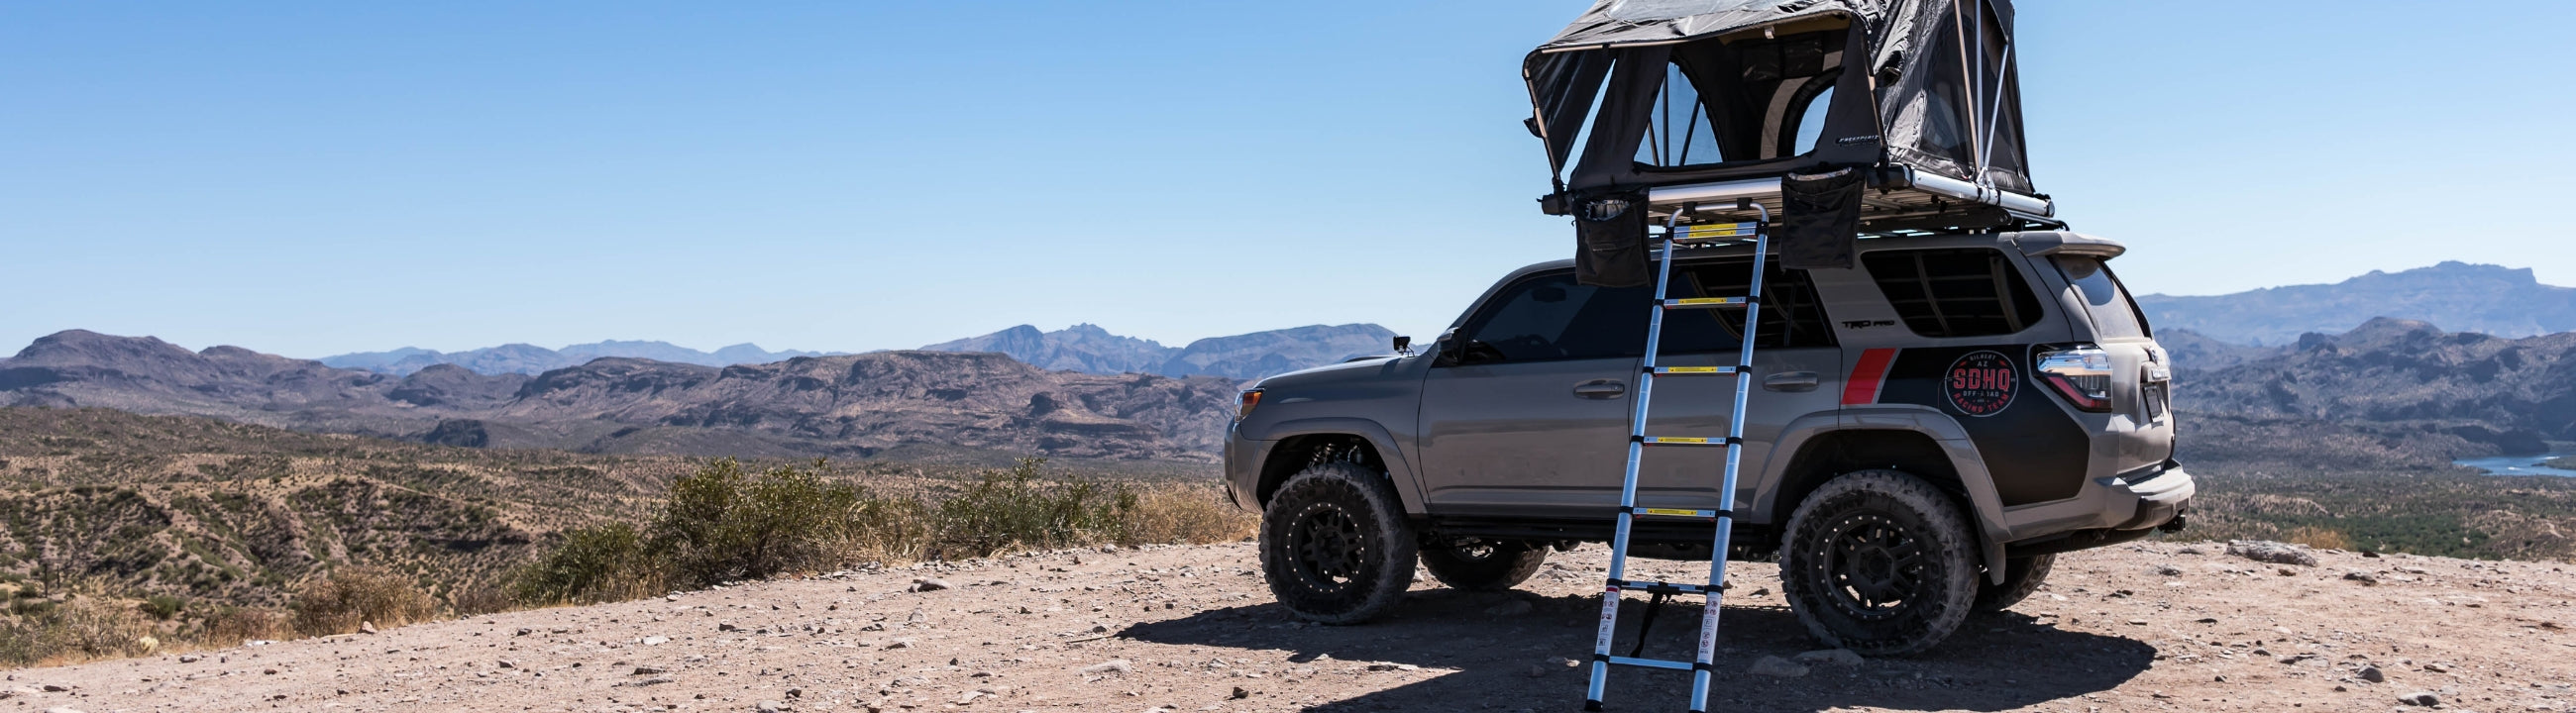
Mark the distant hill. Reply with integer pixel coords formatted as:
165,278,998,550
2137,261,2576,346
2175,317,2576,456
2,331,1234,461
921,323,1397,380
321,340,831,376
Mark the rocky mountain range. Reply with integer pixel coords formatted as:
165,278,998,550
321,341,832,376
2137,261,2576,346
1,330,1237,462
2173,317,2576,456
918,323,1397,380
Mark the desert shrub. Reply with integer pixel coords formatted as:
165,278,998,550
934,458,1133,558
651,458,869,588
447,582,516,617
199,606,292,647
40,597,153,661
511,523,660,605
2285,526,2352,551
1116,483,1256,546
141,594,184,620
291,567,434,636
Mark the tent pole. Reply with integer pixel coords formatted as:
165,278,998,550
1978,39,2011,178
1952,0,1984,183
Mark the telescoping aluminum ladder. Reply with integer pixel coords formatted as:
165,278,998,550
1582,199,1770,713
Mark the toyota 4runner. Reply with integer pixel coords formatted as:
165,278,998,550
1224,230,2194,655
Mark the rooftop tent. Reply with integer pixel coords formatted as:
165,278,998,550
1526,0,2050,229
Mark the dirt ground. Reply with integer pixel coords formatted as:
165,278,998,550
7,541,2574,713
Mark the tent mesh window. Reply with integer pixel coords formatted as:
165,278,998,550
1861,248,2044,338
1633,26,1850,168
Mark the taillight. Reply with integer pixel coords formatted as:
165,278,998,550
2035,346,2113,412
1236,388,1264,422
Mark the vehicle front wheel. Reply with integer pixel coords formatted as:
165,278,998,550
1974,554,2056,614
1778,469,1981,657
1257,461,1418,624
1420,539,1547,591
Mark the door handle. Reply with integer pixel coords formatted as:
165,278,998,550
1763,371,1820,392
1571,380,1627,399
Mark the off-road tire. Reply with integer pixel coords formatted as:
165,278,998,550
1779,469,1981,657
1420,540,1547,591
1258,461,1418,624
1973,554,2056,614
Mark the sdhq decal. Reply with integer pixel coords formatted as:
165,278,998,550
1942,351,2016,417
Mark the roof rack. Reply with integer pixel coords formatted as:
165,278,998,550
1640,165,2063,236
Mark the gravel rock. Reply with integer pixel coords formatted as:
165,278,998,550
2399,690,2439,706
1792,649,1865,666
912,578,952,592
359,621,378,635
885,639,914,650
1747,657,1808,677
755,701,785,712
2155,564,2185,576
634,665,667,675
1081,660,1133,674
2227,540,2318,566
630,676,674,686
2358,665,2385,682
43,707,87,713
1233,686,1250,699
2343,570,2380,585
641,636,670,646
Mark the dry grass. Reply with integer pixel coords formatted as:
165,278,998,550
1116,483,1255,546
290,567,436,637
2283,526,2353,552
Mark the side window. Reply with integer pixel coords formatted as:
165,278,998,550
1459,273,1648,362
1664,258,1838,351
2052,256,2151,339
1860,249,2046,339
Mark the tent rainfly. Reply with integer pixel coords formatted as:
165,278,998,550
1526,0,2057,283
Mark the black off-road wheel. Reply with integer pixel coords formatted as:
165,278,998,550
1974,554,2056,614
1258,461,1418,624
1779,469,1981,656
1420,539,1547,591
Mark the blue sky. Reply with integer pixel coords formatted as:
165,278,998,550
5,1,2570,356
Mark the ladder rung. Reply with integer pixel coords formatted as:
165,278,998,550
1637,436,1741,447
1604,656,1697,671
1661,296,1751,309
1624,507,1721,519
1607,578,1717,594
1647,365,1738,375
1668,222,1761,244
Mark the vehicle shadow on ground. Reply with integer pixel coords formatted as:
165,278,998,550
1123,587,2156,713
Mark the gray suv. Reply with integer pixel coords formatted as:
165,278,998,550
1223,231,2195,655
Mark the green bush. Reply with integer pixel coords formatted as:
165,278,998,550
652,458,873,587
142,594,184,620
935,458,1135,558
510,522,656,605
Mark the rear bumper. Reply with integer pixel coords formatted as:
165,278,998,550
2110,463,2196,531
1997,460,2195,547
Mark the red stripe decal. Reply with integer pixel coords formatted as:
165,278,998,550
1842,348,1898,405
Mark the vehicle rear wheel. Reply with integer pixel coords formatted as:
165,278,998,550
1257,461,1418,624
1974,554,2056,614
1420,539,1547,591
1778,469,1981,657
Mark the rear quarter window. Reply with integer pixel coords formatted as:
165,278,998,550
1860,249,2047,339
2051,255,2151,339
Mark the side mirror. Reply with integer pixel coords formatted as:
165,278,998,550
1392,336,1412,356
1433,328,1464,366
